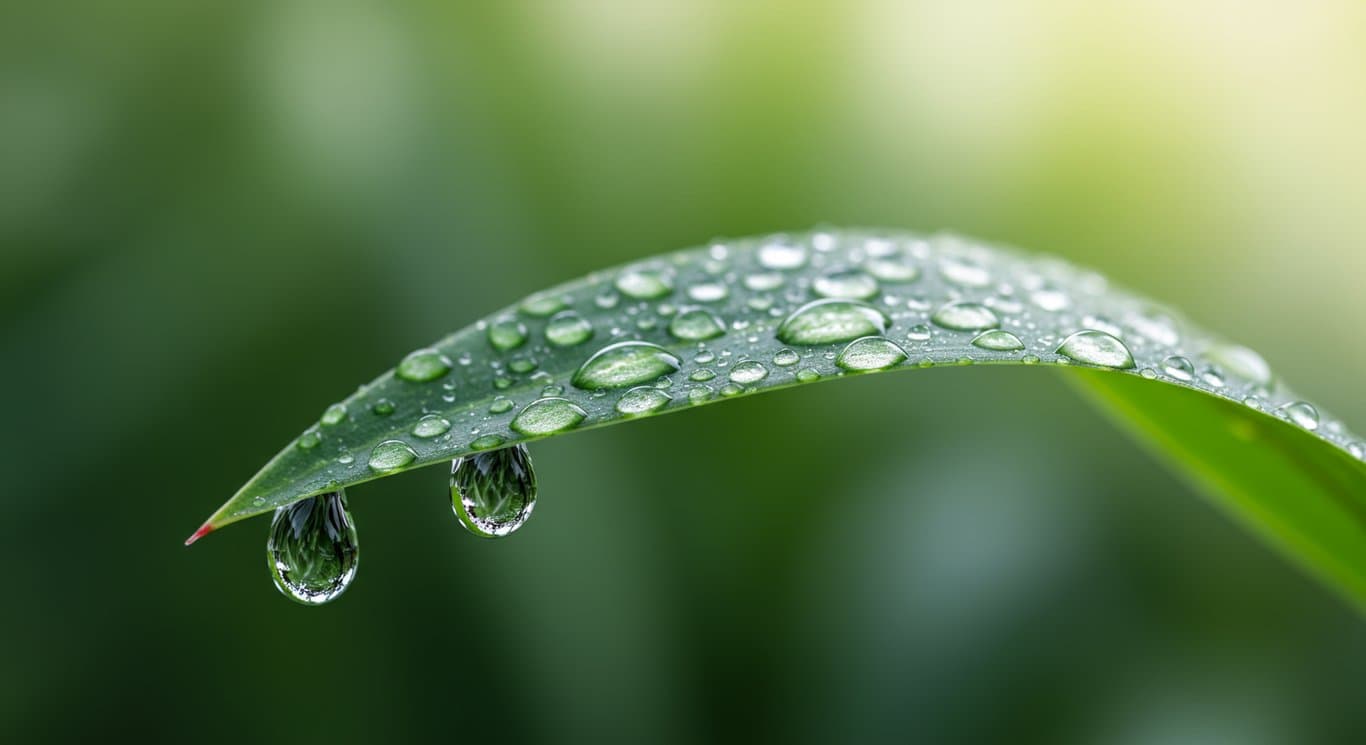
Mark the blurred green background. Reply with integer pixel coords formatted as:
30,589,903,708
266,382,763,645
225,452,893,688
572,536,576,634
3,1,1365,743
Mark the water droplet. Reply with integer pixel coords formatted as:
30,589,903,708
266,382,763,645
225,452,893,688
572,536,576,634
615,268,673,299
510,397,587,436
729,360,769,384
1126,312,1178,346
1279,401,1320,431
1207,344,1272,386
796,368,821,383
337,453,355,465
813,268,879,300
776,299,891,346
489,396,515,414
1200,368,1225,388
520,293,567,317
864,258,919,283
939,257,991,287
320,404,347,426
1161,355,1195,381
971,329,1025,351
487,318,529,351
368,439,417,471
689,368,716,382
905,324,932,342
720,383,744,397
744,272,785,292
687,282,729,303
396,348,452,382
508,357,538,374
1055,330,1135,369
1022,355,1041,365
668,307,727,341
615,387,672,416
1029,287,1071,312
772,349,800,366
545,310,594,347
1081,315,1124,338
836,336,907,371
451,445,537,538
688,385,714,404
1349,442,1364,460
758,242,808,270
267,490,359,605
471,434,506,450
930,302,1000,332
413,414,452,439
570,341,683,391
595,291,620,309
371,398,395,416
297,428,321,450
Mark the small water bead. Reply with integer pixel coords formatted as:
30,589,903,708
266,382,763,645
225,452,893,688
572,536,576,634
687,282,729,303
971,330,1025,352
758,242,809,270
545,310,595,347
1140,368,1158,379
493,376,513,390
984,296,1023,314
1126,312,1179,347
1030,287,1071,312
796,368,821,383
1081,315,1124,338
864,258,919,283
689,369,716,382
1021,355,1041,365
772,348,800,366
297,428,322,450
1207,344,1272,386
396,348,452,382
595,291,620,309
720,383,744,397
508,357,538,374
321,403,347,426
371,398,395,416
541,383,565,397
368,439,417,472
1200,368,1226,388
489,396,515,414
510,397,587,436
1348,442,1364,460
1243,396,1265,410
337,453,355,465
930,302,1000,332
519,293,568,317
744,272,785,291
1279,401,1320,431
776,299,892,345
813,268,880,300
668,307,727,341
471,433,506,450
1055,330,1136,369
747,296,775,312
729,360,769,385
413,414,452,439
449,445,537,538
938,256,991,287
695,350,716,364
267,490,359,606
615,268,673,299
1161,355,1196,381
487,318,529,351
836,336,908,372
572,341,683,390
615,387,672,416
688,385,714,404
905,324,932,342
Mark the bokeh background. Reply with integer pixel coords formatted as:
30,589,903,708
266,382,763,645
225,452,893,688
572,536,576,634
3,1,1365,743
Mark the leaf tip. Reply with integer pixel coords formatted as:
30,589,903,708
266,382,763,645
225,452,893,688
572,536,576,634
185,523,215,546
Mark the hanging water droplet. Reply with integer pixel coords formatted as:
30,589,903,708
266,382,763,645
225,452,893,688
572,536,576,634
1055,330,1136,369
776,299,891,346
450,445,537,538
930,302,1000,332
813,268,879,300
615,387,672,416
1207,344,1272,386
510,397,587,436
1161,355,1196,381
729,360,769,385
615,268,673,299
545,310,595,347
368,439,417,472
487,318,529,351
772,349,800,366
396,348,453,382
519,293,568,317
758,242,808,270
572,341,683,390
687,282,729,303
836,337,907,371
668,307,727,341
1279,401,1320,431
971,329,1025,351
413,414,452,439
320,403,347,426
267,490,359,606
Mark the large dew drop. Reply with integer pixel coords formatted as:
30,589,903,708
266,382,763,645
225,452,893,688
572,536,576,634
266,490,359,606
510,397,587,436
487,318,529,351
368,440,417,472
615,387,672,416
776,299,891,346
930,301,999,332
545,310,595,347
572,341,682,390
1056,330,1135,369
836,336,907,372
971,329,1025,352
451,445,537,538
396,348,452,382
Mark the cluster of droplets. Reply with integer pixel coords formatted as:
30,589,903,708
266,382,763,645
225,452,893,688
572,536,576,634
257,229,1365,604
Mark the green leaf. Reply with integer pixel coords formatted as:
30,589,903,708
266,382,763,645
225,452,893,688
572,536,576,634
189,230,1366,606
